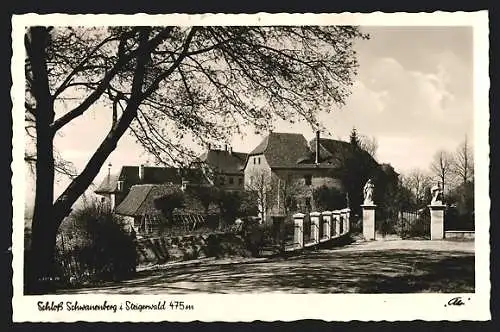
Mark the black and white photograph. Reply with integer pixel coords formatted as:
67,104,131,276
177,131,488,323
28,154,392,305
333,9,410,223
12,12,490,322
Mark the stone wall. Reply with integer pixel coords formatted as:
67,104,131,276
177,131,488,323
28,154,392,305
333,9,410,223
444,231,475,240
135,232,251,265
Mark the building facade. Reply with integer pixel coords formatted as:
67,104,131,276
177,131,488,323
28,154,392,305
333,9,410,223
243,132,351,222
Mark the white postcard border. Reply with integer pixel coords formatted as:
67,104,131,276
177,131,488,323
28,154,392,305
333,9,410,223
11,11,491,322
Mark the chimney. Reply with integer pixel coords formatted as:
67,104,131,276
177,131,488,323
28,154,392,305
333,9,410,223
315,130,320,164
107,163,112,179
139,164,145,181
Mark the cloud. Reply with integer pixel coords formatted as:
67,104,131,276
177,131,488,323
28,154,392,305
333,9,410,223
313,53,472,174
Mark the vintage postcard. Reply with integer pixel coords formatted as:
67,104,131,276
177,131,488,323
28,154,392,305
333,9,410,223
12,12,490,322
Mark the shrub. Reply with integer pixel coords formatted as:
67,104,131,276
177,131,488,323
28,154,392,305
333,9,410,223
312,185,346,211
56,199,137,285
377,218,395,236
350,214,363,234
153,191,185,224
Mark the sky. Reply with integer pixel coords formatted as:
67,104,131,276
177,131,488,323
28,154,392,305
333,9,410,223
24,26,474,210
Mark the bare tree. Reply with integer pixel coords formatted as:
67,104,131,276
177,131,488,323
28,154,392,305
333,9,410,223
429,150,455,196
405,168,433,205
452,136,474,186
276,175,303,215
245,169,276,222
25,25,367,292
359,134,378,159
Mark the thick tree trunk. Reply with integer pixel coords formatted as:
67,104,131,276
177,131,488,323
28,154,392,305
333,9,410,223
26,27,58,294
26,28,150,293
28,117,57,294
28,127,57,294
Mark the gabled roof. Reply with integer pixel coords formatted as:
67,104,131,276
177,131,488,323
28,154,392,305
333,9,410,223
94,165,211,196
316,138,353,159
118,166,183,184
95,174,120,194
114,184,155,216
312,137,379,170
115,184,219,217
248,132,310,168
199,149,247,174
296,137,355,167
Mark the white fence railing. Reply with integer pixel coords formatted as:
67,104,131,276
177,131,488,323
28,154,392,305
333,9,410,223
289,208,350,251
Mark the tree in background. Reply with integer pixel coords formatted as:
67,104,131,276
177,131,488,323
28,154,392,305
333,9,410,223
358,134,378,160
312,185,346,211
371,163,400,232
275,175,303,216
445,181,474,230
446,137,474,230
429,150,455,197
404,168,433,207
25,26,367,292
349,127,377,159
153,190,185,225
349,127,361,148
338,127,379,216
245,169,276,222
188,185,220,215
452,136,474,186
217,190,259,225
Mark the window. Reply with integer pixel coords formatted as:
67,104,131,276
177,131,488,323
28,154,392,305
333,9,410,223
238,177,243,185
253,157,256,165
220,176,225,185
304,174,312,186
229,177,234,185
258,157,261,164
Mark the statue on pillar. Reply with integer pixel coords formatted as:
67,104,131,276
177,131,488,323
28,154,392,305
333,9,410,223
363,178,375,205
430,183,444,205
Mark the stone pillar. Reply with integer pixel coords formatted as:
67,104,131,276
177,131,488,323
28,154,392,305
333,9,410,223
428,204,446,240
333,210,341,237
322,211,332,240
293,213,305,249
361,204,377,240
310,211,321,244
345,208,351,233
341,208,350,234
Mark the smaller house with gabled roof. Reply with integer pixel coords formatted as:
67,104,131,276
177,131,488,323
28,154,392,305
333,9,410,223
113,183,220,235
94,164,210,211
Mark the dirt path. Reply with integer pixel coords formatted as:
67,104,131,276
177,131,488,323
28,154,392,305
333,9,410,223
336,239,474,253
56,239,474,295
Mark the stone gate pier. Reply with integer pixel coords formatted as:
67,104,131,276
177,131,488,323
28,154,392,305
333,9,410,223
361,204,376,240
